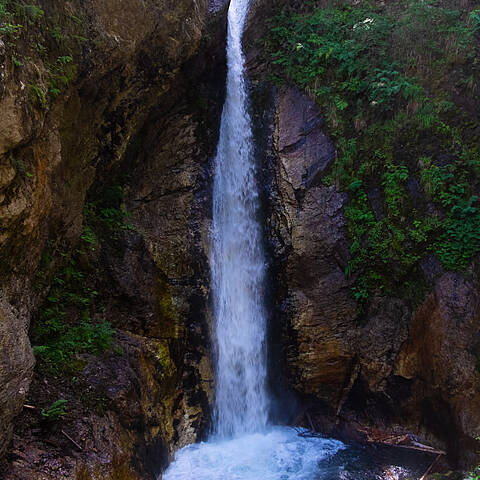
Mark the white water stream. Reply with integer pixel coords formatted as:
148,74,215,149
162,1,345,478
210,0,268,437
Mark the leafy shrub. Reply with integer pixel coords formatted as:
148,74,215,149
470,9,480,34
14,3,44,23
80,224,96,246
0,0,82,104
29,83,47,109
32,251,114,374
467,466,480,480
31,184,136,373
33,315,114,373
0,0,8,16
84,185,136,239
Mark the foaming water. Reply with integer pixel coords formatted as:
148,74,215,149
163,426,345,480
162,427,434,480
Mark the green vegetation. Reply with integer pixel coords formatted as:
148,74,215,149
471,9,480,33
0,1,44,38
29,83,46,109
32,226,114,374
48,54,77,97
468,466,480,480
0,0,22,36
32,184,136,374
80,390,110,414
31,253,114,373
41,399,68,420
14,2,43,23
266,0,480,306
1,0,83,106
84,185,136,240
10,152,33,178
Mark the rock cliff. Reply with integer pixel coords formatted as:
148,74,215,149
244,0,480,468
0,0,479,477
0,0,226,477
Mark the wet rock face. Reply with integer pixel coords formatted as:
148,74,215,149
0,295,35,460
267,86,480,464
5,333,175,480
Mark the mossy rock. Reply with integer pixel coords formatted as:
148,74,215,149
155,339,176,378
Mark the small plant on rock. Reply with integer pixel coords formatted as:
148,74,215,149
41,399,68,420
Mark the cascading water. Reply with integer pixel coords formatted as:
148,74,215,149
161,0,344,478
160,0,434,478
210,0,268,438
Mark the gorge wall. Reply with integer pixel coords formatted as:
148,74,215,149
0,0,227,478
264,86,480,467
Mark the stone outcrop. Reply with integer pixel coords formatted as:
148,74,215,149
268,87,357,407
0,293,35,460
396,273,480,464
5,332,186,480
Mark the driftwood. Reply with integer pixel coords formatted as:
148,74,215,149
61,430,83,451
298,412,446,457
44,438,61,448
387,442,446,455
293,427,324,438
354,425,446,455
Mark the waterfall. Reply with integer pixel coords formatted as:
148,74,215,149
210,0,268,437
161,1,347,478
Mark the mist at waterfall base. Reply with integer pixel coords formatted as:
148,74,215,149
161,0,434,478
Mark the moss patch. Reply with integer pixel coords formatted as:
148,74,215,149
155,339,176,378
76,456,142,480
155,276,179,338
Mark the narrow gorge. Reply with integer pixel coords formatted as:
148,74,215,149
0,0,479,479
